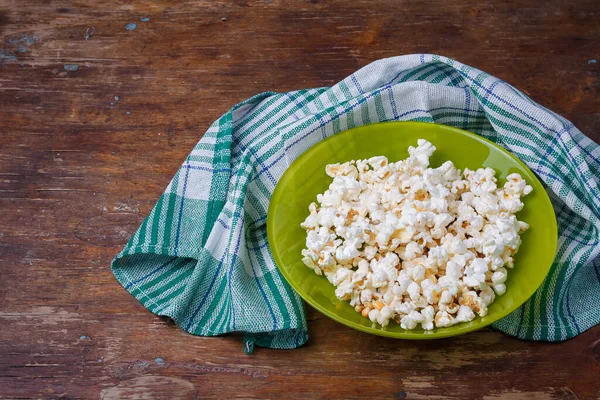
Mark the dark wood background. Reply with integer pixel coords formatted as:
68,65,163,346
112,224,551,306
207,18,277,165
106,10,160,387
1,1,599,399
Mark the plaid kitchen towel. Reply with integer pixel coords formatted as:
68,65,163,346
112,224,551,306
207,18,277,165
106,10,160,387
112,54,600,352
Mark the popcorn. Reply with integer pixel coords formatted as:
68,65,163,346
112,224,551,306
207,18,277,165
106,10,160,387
445,260,463,280
399,310,423,330
300,139,531,330
421,305,436,330
421,278,442,304
491,267,508,285
493,283,507,296
335,242,360,264
456,305,476,323
407,281,421,301
435,311,457,327
463,258,488,289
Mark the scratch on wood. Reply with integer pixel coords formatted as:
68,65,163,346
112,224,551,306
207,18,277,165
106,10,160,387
592,338,600,366
177,362,271,378
84,27,95,40
166,121,176,146
0,307,85,326
483,390,562,400
100,376,198,400
73,212,143,247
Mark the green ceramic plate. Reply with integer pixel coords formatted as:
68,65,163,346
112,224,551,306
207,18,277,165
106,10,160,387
267,122,557,339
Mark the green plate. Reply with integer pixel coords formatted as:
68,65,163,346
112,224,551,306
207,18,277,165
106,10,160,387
267,122,557,339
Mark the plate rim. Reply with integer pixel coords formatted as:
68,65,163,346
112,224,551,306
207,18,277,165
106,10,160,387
267,121,558,339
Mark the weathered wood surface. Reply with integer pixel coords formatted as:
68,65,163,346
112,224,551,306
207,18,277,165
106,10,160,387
1,1,599,398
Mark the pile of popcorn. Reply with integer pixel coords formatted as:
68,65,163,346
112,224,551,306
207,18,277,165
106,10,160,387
300,139,532,330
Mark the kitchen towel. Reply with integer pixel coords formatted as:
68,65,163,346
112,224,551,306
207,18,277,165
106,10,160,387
112,54,600,352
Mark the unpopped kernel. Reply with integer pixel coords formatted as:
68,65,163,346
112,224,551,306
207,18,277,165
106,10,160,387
300,139,532,330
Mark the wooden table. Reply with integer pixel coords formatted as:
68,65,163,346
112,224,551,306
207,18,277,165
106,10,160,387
1,1,599,398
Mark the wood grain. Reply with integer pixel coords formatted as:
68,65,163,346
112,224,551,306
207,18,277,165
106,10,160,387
1,0,599,398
